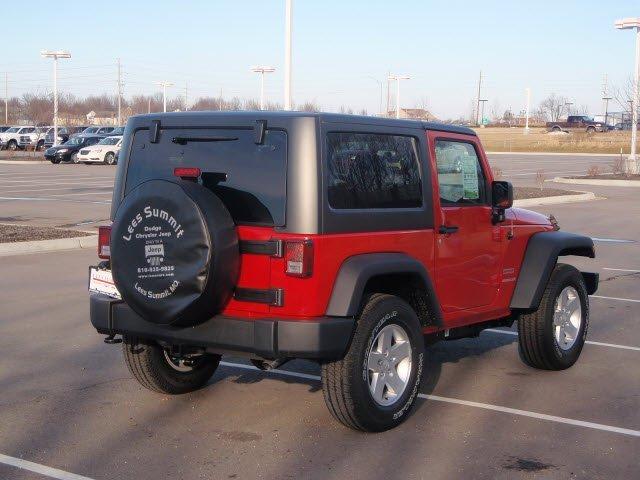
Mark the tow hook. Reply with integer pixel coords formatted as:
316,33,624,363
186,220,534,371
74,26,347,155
104,334,122,344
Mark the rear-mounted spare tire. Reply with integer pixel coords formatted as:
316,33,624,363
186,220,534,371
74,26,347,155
111,179,238,326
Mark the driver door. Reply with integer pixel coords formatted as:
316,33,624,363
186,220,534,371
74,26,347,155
429,133,503,317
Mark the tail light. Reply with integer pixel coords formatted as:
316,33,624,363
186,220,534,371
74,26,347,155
98,225,111,259
174,167,201,181
284,240,313,277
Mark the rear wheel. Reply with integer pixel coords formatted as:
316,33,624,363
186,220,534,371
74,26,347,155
518,263,589,370
7,140,17,151
321,293,425,432
71,152,79,163
122,337,220,394
586,126,596,134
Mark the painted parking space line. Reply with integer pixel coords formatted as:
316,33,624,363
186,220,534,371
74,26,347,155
592,237,636,244
219,361,640,438
0,180,113,186
484,329,640,352
591,295,640,303
0,196,110,205
0,187,113,195
0,453,94,480
603,268,640,273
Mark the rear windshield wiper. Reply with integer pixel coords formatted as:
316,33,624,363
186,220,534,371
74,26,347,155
172,136,238,145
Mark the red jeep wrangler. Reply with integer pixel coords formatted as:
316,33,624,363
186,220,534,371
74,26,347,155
89,112,598,432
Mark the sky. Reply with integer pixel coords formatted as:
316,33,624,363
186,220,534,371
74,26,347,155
1,0,639,120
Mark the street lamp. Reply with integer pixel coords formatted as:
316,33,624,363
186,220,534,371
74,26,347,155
251,66,276,110
388,74,410,119
155,81,174,112
615,17,640,173
524,87,531,134
41,50,71,146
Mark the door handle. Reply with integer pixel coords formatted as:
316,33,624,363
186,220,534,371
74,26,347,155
438,225,459,234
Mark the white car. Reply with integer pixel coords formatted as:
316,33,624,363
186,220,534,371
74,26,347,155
0,126,36,151
76,136,122,165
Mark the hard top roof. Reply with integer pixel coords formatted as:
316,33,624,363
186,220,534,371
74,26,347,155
129,110,476,136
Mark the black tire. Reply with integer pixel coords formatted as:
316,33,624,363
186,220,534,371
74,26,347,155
518,263,589,370
36,140,45,151
104,151,115,165
71,152,79,163
586,126,596,134
50,158,60,164
7,140,17,151
122,336,220,394
321,293,425,432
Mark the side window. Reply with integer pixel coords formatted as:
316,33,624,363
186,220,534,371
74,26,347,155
327,132,422,209
434,139,486,205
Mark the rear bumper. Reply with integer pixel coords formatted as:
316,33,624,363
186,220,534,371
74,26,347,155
90,293,355,360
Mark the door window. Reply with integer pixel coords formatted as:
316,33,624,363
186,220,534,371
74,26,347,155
434,140,486,205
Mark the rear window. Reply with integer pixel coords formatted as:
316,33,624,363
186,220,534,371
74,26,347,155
327,132,422,209
125,128,287,226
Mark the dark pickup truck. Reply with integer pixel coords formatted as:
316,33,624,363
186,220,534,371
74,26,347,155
546,115,606,133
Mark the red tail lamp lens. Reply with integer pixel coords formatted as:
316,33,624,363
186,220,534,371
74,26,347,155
98,225,111,259
284,240,313,277
174,167,201,179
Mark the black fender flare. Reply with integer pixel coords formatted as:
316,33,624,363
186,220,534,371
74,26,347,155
510,231,596,310
325,253,443,325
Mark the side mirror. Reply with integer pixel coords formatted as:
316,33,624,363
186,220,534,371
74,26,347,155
492,180,513,209
491,181,513,224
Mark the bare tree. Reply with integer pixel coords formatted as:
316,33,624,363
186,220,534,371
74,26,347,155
22,93,52,125
537,93,569,122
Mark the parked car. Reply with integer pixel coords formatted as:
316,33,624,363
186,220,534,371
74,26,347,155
67,126,93,139
109,126,125,136
43,127,71,148
76,135,122,165
43,134,104,164
546,115,606,133
18,126,66,151
614,121,633,131
88,112,598,432
80,126,116,136
0,126,36,150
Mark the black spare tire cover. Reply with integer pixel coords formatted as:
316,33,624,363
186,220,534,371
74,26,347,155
111,179,238,326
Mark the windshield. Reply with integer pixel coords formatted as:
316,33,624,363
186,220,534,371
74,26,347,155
98,137,120,145
64,136,88,146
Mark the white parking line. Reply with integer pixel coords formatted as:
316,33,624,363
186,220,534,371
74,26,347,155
484,329,640,352
0,187,112,194
0,196,110,205
219,361,640,438
603,268,640,273
0,179,113,186
592,237,636,244
0,453,94,480
591,295,640,303
507,170,590,177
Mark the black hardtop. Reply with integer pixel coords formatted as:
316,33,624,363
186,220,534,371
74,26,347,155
126,110,476,136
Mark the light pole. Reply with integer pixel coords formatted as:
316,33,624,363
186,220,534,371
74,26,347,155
155,81,174,112
367,76,384,116
602,95,612,127
251,66,276,110
615,17,640,173
284,0,292,110
479,99,488,127
41,50,71,146
524,87,531,134
388,74,410,119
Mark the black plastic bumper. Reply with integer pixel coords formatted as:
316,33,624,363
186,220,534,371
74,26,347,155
90,293,355,360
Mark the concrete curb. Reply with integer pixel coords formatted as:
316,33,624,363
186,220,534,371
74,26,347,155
486,151,620,157
551,176,640,187
0,235,97,256
513,191,597,207
0,159,49,164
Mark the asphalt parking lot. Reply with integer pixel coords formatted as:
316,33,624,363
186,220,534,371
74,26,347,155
0,154,638,479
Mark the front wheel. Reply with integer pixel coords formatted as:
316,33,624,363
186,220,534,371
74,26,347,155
122,337,220,394
518,263,589,370
104,152,115,165
71,152,79,163
321,293,425,432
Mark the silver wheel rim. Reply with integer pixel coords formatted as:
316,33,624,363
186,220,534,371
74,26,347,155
367,324,412,406
163,350,195,372
106,153,114,164
553,286,582,350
